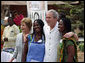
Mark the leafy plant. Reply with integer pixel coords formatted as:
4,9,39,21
57,1,84,37
78,43,84,52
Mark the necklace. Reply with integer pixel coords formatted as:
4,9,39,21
23,33,29,43
34,35,42,42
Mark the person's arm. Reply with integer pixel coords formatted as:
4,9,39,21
9,45,18,62
9,58,15,62
23,39,28,61
67,45,75,62
63,32,78,41
2,27,7,41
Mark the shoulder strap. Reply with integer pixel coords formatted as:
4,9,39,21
28,34,33,45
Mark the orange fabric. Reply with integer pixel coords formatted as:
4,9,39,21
1,30,3,41
1,30,3,49
1,25,4,49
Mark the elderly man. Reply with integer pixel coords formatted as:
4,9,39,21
43,9,61,62
43,9,78,62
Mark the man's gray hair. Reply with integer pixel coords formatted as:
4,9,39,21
47,9,59,19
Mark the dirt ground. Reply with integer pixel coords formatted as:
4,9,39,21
77,47,84,62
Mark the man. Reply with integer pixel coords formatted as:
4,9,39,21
2,17,20,49
43,9,78,62
13,10,24,26
43,9,61,62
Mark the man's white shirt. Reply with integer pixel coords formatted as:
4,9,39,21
2,24,20,49
43,22,61,62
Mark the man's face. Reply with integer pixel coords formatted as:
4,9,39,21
8,18,14,26
46,12,57,26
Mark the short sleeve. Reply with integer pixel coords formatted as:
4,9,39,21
66,40,74,47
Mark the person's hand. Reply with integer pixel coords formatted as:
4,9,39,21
8,58,14,62
63,32,74,38
4,37,8,41
63,32,78,41
73,33,79,41
9,60,12,62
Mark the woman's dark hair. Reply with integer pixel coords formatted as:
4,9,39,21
59,12,66,19
61,18,71,33
33,19,45,40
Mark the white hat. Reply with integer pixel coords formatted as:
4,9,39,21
4,17,8,20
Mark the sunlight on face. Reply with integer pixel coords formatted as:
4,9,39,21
58,19,65,32
21,22,29,33
33,21,41,33
46,12,57,26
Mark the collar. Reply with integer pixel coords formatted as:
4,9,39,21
50,21,59,32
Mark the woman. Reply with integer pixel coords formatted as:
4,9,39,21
9,18,32,62
58,18,78,62
26,19,45,62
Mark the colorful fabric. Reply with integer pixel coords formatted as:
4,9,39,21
59,37,78,62
3,48,14,53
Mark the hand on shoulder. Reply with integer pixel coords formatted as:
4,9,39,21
63,32,78,41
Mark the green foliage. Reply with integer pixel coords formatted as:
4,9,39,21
70,8,77,15
78,8,84,23
78,43,84,52
18,26,22,32
57,1,84,37
71,24,77,31
78,33,84,37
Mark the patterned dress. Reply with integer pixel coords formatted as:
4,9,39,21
57,37,78,62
